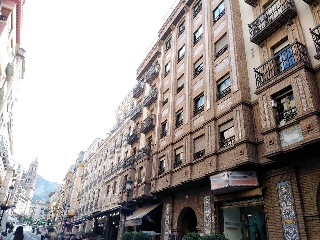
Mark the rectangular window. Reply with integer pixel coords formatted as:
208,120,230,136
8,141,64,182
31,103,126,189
193,25,203,45
159,157,166,175
177,75,184,93
165,37,171,51
219,120,235,148
193,0,202,18
175,109,183,128
174,147,183,168
194,135,205,160
275,45,295,73
164,62,170,76
214,34,228,58
178,45,185,62
273,87,297,124
213,1,225,23
163,89,169,106
161,121,168,138
178,20,185,35
194,57,204,78
217,76,231,99
194,94,204,116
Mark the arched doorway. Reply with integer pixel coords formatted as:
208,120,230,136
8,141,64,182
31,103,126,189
177,207,197,239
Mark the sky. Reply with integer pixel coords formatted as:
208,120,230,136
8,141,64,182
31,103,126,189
12,0,178,183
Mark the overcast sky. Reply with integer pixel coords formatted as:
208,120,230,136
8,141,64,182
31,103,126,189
12,0,178,183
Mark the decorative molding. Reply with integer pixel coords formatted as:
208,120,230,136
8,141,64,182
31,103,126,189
262,94,270,128
295,75,307,112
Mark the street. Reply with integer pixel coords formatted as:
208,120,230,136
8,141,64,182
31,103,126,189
3,225,40,240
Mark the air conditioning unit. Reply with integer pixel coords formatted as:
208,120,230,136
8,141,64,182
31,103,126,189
271,100,277,108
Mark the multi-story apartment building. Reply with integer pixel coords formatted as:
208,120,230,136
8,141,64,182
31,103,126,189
56,0,320,240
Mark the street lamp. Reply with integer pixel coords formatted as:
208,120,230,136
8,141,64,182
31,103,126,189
0,185,14,227
121,177,133,236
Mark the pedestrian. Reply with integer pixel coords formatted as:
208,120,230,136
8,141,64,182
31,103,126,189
12,226,24,240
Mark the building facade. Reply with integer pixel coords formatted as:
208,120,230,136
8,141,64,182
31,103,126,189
54,0,320,240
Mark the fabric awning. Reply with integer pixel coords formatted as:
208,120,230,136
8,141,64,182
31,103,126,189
125,204,160,227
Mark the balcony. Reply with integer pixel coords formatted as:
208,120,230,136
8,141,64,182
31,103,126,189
194,149,205,160
143,88,158,107
123,156,135,168
133,82,145,99
219,136,235,148
127,128,139,145
276,106,297,124
193,105,204,116
137,145,151,160
174,159,182,168
140,115,155,134
214,45,228,59
244,0,258,7
146,64,160,84
310,24,320,60
248,0,297,45
129,104,142,121
158,168,165,175
255,41,310,89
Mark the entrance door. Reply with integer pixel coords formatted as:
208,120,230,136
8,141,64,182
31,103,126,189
223,205,267,240
177,207,197,240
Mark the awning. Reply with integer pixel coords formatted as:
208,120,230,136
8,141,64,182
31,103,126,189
125,204,160,227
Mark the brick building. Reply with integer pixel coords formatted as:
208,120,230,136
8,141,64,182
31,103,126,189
56,0,320,240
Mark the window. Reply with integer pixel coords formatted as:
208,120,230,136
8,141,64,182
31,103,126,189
273,87,297,125
137,166,143,183
164,62,170,76
219,120,235,148
193,25,203,45
161,121,168,138
159,157,166,175
165,37,171,51
194,57,204,78
178,45,185,62
194,135,205,160
174,147,183,168
163,90,169,106
193,0,202,18
175,109,183,128
177,75,184,93
275,45,295,73
106,185,110,196
217,76,231,99
213,1,225,23
214,34,228,58
178,20,185,35
194,94,204,116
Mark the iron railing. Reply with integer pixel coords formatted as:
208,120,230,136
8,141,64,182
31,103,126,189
310,24,320,58
129,104,142,120
214,45,228,58
248,0,297,45
213,10,225,23
143,88,158,107
175,119,183,128
217,85,231,100
276,106,297,123
141,115,155,134
174,159,182,168
255,41,310,89
194,149,205,160
194,105,204,116
146,64,159,84
219,136,235,148
133,82,145,98
127,129,139,145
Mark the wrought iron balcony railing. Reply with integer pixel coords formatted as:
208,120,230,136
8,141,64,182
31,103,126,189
193,105,204,116
140,115,155,134
146,64,160,84
123,156,135,168
219,136,235,148
194,64,203,78
143,88,158,107
276,106,297,123
160,130,167,139
158,168,165,175
244,0,258,7
133,82,145,99
255,41,310,89
310,24,320,60
248,0,297,45
137,145,151,160
214,45,228,59
194,149,205,160
217,86,231,100
129,104,142,121
175,119,183,128
127,128,139,145
213,10,225,23
174,159,182,168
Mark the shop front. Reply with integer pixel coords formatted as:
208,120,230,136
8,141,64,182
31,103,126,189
210,171,267,240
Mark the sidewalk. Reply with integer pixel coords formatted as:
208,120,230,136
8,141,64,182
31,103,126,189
2,231,14,240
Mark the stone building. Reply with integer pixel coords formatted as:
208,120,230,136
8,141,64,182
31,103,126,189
56,0,320,240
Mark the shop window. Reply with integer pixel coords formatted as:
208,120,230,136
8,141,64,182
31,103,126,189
213,1,225,23
217,76,231,99
177,75,184,93
272,87,297,125
175,108,184,128
159,157,166,175
194,135,205,160
194,93,204,116
193,25,203,45
160,121,168,138
214,34,228,58
194,57,204,78
219,120,235,148
178,45,186,62
174,147,183,168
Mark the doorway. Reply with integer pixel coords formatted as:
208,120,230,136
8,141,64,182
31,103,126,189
177,207,197,239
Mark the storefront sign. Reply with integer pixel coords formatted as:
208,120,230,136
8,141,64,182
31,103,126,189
210,171,259,194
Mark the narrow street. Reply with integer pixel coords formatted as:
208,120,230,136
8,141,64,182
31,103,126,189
3,225,40,240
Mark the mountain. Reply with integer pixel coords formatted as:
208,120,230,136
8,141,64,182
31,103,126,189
32,175,58,201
